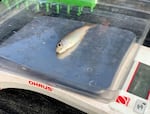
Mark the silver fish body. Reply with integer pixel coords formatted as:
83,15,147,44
56,24,95,54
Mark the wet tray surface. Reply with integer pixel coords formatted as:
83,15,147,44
0,16,135,94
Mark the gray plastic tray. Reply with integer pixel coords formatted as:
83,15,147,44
0,16,135,94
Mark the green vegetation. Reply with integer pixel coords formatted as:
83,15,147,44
1,0,97,15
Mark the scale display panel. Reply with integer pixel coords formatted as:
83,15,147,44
128,63,150,99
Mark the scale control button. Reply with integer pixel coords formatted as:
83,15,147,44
134,99,147,114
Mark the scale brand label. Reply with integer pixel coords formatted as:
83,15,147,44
116,95,130,106
134,100,147,114
29,80,53,92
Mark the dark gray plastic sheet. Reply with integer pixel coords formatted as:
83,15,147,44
0,16,135,94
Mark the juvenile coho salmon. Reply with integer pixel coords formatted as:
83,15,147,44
56,24,96,54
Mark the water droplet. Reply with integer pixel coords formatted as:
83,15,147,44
21,67,27,70
13,31,17,33
86,67,93,72
42,42,46,45
89,80,96,87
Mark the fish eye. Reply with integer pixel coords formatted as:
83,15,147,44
58,43,61,46
57,42,63,47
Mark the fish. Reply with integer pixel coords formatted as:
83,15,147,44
56,24,96,55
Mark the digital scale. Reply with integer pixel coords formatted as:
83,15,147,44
0,0,150,114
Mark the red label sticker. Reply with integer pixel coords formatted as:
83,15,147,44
29,80,53,92
116,96,130,106
146,91,150,100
